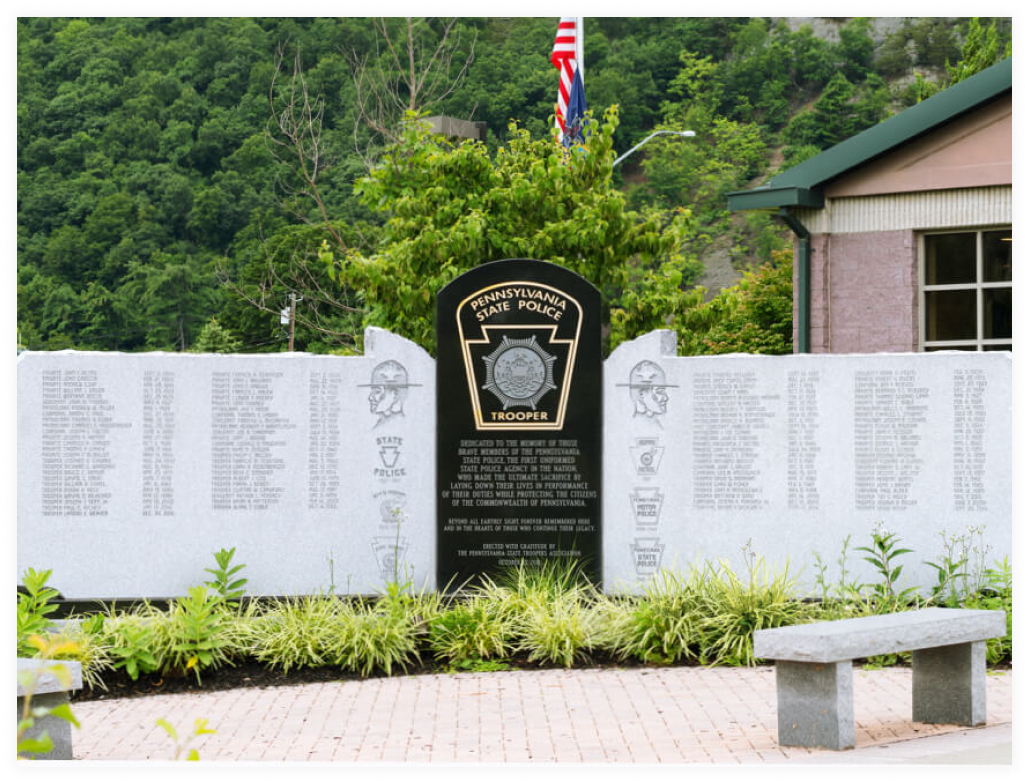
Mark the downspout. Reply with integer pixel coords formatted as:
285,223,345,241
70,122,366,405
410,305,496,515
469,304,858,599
778,207,811,354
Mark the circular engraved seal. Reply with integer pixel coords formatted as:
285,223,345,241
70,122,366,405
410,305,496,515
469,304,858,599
495,347,546,399
482,335,557,410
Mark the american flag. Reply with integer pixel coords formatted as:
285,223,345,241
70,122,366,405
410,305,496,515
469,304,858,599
551,17,581,134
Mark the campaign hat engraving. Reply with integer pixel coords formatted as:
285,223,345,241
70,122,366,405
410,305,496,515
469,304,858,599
358,360,422,427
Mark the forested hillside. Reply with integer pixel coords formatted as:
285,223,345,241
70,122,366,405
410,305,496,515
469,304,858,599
16,17,1012,354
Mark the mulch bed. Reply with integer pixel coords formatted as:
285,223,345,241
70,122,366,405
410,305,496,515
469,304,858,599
72,655,1010,703
72,652,656,703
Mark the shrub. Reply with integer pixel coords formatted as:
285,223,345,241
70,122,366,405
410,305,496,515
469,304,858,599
104,609,160,682
428,595,511,663
42,614,112,691
149,586,236,683
514,588,600,668
964,558,1013,665
17,567,60,657
326,600,421,677
609,569,701,664
247,595,340,673
692,556,810,666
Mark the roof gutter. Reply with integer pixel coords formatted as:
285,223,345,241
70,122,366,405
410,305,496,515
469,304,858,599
777,208,811,354
725,186,824,212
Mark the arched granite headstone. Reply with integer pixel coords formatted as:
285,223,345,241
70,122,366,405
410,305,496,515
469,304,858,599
436,259,602,587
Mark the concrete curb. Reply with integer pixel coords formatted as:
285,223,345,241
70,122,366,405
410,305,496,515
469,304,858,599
782,722,1012,765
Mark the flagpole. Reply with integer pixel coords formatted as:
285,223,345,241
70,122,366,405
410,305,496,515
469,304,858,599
576,17,584,82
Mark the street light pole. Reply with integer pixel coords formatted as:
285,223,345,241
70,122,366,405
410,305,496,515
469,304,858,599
613,129,696,167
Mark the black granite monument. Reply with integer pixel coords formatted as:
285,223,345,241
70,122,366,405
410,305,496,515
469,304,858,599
436,259,602,587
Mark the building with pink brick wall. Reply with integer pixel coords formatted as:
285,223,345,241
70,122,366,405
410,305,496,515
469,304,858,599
729,59,1011,355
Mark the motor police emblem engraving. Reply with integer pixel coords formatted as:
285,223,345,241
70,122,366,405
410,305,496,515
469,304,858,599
457,280,582,430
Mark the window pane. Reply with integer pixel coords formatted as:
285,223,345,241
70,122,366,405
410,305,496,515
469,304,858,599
984,287,1012,339
925,233,976,284
925,289,976,341
924,345,977,352
983,230,1012,282
984,344,1012,352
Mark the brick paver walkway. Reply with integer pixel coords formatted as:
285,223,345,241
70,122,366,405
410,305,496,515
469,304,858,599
71,666,1012,763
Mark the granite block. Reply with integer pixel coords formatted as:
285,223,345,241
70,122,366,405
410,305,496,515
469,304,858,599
753,609,1006,663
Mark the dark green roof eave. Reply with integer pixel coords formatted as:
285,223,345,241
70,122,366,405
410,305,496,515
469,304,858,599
726,186,824,211
729,57,1012,212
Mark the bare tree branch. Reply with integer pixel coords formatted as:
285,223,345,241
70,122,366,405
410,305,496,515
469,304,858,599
266,43,349,251
348,17,476,166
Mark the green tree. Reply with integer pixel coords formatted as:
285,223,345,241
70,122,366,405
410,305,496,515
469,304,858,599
946,18,1007,85
331,108,700,354
835,17,875,82
190,318,243,353
812,72,856,147
678,250,793,355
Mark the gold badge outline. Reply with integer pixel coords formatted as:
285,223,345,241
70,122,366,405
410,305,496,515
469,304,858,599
456,280,583,430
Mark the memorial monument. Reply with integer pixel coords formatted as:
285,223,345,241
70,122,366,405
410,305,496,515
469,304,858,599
435,260,603,587
17,260,1012,600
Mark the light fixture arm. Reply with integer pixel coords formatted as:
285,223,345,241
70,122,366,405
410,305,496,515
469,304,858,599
612,129,696,167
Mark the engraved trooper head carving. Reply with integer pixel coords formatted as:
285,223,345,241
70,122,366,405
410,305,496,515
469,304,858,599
628,360,669,418
367,360,409,425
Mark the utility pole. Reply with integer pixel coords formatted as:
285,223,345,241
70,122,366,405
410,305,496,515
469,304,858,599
284,292,300,351
287,292,298,352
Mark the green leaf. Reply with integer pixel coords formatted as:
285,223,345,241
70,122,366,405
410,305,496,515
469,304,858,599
46,702,80,728
156,718,178,740
18,735,54,755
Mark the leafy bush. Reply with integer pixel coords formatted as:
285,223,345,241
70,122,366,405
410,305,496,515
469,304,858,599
17,567,60,657
247,595,340,673
150,586,236,683
607,570,700,664
203,547,248,604
428,596,511,663
964,559,1012,665
104,610,159,681
514,588,601,668
692,556,810,666
327,600,421,677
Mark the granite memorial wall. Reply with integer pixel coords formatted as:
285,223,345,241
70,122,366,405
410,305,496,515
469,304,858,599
603,330,1012,593
18,320,1012,599
17,327,435,599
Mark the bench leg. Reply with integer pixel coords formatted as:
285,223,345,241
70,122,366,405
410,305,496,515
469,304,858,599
912,641,987,726
774,660,855,750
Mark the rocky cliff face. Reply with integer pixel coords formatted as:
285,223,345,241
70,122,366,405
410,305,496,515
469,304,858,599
774,17,935,43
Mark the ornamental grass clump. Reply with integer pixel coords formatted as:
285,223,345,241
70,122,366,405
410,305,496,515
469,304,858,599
247,595,341,673
493,558,588,611
514,587,601,668
327,601,421,677
691,555,810,666
324,582,434,677
41,614,112,691
607,568,702,664
428,595,511,663
468,559,604,667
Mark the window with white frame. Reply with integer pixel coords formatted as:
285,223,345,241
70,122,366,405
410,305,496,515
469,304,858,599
921,229,1012,351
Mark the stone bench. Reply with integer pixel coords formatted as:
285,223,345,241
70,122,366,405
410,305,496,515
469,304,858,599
17,658,83,760
753,607,1006,750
